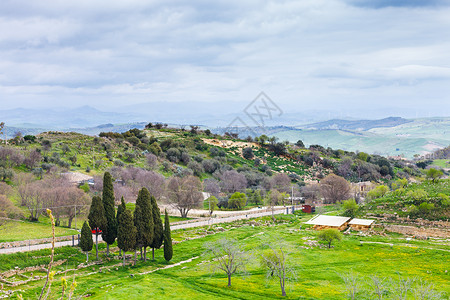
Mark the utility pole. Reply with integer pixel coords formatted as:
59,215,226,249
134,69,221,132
291,186,294,206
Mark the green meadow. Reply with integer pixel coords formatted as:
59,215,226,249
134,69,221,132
3,214,449,299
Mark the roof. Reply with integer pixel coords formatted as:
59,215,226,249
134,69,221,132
349,218,375,226
305,215,350,227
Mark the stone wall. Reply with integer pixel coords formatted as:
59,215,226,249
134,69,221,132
383,224,450,238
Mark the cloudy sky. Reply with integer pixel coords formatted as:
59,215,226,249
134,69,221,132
1,0,449,119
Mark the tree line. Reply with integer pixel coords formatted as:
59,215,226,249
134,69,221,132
81,172,172,265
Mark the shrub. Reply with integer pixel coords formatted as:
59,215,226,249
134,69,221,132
317,229,342,248
342,199,358,218
228,192,247,210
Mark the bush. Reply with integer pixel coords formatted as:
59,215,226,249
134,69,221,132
317,229,342,248
342,199,358,218
228,192,247,210
242,147,254,159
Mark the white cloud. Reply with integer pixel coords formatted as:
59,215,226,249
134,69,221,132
0,0,449,118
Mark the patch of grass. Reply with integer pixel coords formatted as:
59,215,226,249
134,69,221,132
0,220,79,243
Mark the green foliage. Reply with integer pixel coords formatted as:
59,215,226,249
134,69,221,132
117,209,136,253
228,192,247,210
357,152,369,162
242,147,254,159
406,189,428,201
80,221,93,253
163,209,173,262
150,195,164,254
88,196,106,233
317,229,342,248
438,193,450,207
426,168,443,183
418,202,435,214
116,197,126,227
342,199,359,218
135,188,154,252
367,185,389,200
205,196,218,215
102,172,117,247
79,183,89,193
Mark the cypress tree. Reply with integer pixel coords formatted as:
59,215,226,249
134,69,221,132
133,204,144,259
163,209,173,262
116,197,126,256
135,188,154,261
80,221,93,262
150,195,164,260
117,209,137,267
102,172,117,255
88,196,106,260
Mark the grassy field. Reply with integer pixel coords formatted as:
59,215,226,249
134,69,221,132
0,220,79,242
432,159,450,169
3,214,449,299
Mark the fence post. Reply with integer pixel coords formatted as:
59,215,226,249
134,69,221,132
72,235,74,247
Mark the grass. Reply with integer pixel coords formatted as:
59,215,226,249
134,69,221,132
0,212,190,243
3,215,449,299
432,159,450,169
0,220,79,242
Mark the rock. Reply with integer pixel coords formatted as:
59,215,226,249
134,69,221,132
216,227,225,232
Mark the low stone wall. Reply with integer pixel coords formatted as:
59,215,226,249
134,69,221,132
0,235,77,249
383,224,450,238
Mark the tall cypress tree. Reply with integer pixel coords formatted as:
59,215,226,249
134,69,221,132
163,209,173,262
88,196,106,260
80,221,93,262
102,172,117,255
133,203,144,259
116,197,126,256
135,188,154,261
150,195,164,260
117,208,137,267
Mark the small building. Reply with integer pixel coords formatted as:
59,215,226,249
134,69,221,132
305,215,351,231
301,205,315,213
348,218,375,231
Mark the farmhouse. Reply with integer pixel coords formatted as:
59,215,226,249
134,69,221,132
305,215,351,231
348,218,375,231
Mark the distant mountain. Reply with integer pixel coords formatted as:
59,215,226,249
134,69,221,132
0,106,145,129
301,117,412,131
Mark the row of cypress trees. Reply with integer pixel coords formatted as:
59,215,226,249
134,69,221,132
81,172,172,264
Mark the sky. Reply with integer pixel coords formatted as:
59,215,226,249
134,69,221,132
0,0,450,119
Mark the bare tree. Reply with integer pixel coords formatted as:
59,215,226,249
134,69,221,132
266,189,285,221
167,175,203,218
205,238,249,287
63,187,90,228
412,278,442,300
145,153,158,169
340,271,360,300
390,276,412,300
114,183,134,204
19,181,46,221
24,149,42,170
369,275,387,300
204,178,220,197
260,243,293,297
271,173,291,194
320,174,351,204
220,170,247,193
